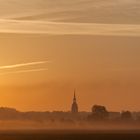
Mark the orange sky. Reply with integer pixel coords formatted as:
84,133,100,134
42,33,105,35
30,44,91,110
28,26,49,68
0,34,140,112
0,0,140,112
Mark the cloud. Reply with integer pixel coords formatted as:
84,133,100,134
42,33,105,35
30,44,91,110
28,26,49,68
0,60,50,75
0,19,140,36
0,68,48,76
0,60,50,70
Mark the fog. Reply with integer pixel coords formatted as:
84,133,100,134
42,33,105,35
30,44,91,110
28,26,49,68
0,120,140,131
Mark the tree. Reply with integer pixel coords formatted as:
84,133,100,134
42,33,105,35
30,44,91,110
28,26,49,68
121,111,133,121
88,105,109,121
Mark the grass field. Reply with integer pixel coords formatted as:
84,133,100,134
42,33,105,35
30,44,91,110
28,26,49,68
0,130,139,140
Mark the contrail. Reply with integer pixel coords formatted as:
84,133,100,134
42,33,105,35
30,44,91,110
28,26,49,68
0,61,49,70
0,68,48,76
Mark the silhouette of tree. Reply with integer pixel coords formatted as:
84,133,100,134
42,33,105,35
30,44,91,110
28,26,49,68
88,105,109,121
121,111,133,121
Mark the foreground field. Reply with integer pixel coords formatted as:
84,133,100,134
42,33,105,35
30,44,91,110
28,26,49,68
0,130,139,140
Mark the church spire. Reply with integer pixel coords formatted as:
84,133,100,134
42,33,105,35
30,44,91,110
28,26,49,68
71,89,78,113
73,89,76,102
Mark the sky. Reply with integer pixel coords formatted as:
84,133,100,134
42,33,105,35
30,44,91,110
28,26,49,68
0,0,140,112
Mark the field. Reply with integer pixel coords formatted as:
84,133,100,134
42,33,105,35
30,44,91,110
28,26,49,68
0,130,140,140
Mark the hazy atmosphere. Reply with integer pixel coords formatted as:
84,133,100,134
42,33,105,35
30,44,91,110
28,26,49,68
0,0,140,112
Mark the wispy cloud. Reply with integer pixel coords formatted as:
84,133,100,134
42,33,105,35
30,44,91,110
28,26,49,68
0,19,140,36
0,60,49,70
0,68,48,76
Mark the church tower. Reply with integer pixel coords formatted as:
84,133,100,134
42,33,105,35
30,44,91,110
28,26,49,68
71,90,78,113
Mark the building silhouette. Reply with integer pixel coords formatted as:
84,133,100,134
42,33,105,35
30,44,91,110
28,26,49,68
71,90,78,113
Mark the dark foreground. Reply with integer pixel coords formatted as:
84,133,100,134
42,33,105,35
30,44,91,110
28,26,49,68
0,130,140,140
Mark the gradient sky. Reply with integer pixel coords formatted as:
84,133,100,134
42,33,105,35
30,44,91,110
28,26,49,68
0,0,140,112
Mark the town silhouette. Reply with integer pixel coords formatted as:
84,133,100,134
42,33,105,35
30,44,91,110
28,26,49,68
0,90,139,130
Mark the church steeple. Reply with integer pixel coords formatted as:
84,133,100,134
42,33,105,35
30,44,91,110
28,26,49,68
73,89,76,102
71,89,78,113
